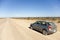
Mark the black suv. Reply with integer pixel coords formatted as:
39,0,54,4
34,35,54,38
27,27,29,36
29,21,57,35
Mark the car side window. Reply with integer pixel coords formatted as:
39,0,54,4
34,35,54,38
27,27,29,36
41,22,47,26
36,22,41,25
36,22,39,24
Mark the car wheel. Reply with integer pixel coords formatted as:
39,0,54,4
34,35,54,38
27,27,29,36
43,30,48,35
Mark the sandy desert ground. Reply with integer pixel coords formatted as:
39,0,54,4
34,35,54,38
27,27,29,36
0,18,60,40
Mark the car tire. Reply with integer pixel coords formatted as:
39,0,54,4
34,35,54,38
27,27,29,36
43,30,48,35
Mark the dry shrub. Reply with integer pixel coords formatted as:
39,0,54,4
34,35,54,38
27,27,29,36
57,21,60,23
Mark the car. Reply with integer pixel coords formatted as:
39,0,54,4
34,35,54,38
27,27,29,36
29,21,57,35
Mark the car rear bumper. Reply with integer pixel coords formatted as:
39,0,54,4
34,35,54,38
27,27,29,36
48,29,57,34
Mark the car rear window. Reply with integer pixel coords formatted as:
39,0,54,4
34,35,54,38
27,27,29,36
48,22,56,26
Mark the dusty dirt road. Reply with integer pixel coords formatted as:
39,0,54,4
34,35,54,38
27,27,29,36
0,18,60,40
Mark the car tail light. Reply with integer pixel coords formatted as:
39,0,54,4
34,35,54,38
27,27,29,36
48,25,52,30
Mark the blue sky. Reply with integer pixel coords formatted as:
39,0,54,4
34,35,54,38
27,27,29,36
0,0,60,17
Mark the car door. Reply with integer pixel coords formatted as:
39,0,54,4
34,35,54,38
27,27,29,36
41,22,47,30
32,22,38,30
36,22,42,31
34,22,42,31
37,22,47,32
32,22,39,30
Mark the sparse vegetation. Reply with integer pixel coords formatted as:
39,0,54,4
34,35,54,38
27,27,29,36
57,21,60,23
11,17,60,23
